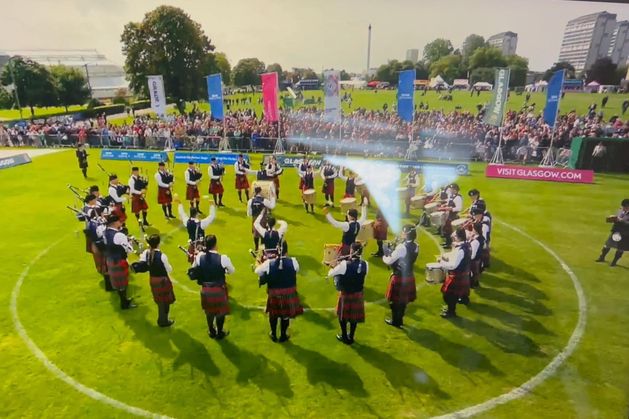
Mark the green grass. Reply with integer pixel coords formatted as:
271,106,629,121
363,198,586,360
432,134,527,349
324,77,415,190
0,105,88,121
1,150,628,418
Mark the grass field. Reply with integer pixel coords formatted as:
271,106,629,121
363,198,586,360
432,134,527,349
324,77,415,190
0,105,88,121
1,150,629,418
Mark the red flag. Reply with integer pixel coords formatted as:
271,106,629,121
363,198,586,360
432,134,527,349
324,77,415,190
261,72,279,122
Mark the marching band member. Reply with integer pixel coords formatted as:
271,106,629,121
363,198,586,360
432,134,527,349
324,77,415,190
383,224,419,327
468,222,485,288
155,161,175,220
440,228,472,318
234,154,255,203
176,197,216,262
405,168,419,216
83,194,112,291
139,234,175,327
337,167,356,199
208,157,225,207
76,144,88,178
129,167,150,227
372,210,389,257
297,157,310,191
301,164,316,214
323,203,367,256
107,175,128,224
596,198,629,267
254,208,288,260
88,185,108,214
266,156,283,199
191,235,235,339
471,208,491,270
255,242,303,342
468,189,490,221
184,161,202,213
321,161,338,205
327,242,367,344
356,175,370,206
247,186,277,252
103,214,136,310
440,183,463,248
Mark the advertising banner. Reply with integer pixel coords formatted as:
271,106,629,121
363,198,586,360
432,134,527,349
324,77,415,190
0,153,32,170
206,73,224,120
483,68,510,127
397,69,415,122
147,75,167,117
174,152,249,165
101,149,168,162
486,164,594,184
323,70,341,122
261,72,279,122
543,69,565,127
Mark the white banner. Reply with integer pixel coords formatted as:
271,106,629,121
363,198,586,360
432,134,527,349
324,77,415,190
323,70,341,122
147,75,166,118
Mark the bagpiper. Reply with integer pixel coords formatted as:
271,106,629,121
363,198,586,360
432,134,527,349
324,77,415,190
155,161,175,220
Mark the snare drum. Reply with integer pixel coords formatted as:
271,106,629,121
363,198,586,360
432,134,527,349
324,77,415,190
425,263,445,284
323,244,340,267
451,218,468,230
424,202,440,214
251,180,275,200
356,220,373,244
355,180,365,194
430,211,447,228
302,189,316,204
340,197,357,212
397,187,409,199
410,194,427,209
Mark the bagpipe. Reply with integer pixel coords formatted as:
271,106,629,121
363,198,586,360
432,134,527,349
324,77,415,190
190,165,203,182
255,239,286,287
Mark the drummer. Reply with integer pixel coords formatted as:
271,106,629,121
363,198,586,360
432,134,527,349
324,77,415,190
337,167,357,199
247,186,277,252
440,183,463,249
596,198,629,267
323,203,367,257
297,157,310,191
301,165,316,214
468,189,491,224
405,168,419,216
471,208,491,270
468,222,484,288
372,210,389,257
253,208,288,260
266,156,283,200
356,175,370,206
439,228,471,318
321,161,338,206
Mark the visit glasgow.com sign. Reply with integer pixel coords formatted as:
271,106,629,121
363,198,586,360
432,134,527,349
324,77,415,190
485,164,594,184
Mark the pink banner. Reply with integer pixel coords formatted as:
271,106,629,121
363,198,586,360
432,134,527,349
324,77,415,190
261,72,279,122
485,164,594,184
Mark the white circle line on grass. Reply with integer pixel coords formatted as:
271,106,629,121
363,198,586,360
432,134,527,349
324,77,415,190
431,220,587,419
9,237,173,419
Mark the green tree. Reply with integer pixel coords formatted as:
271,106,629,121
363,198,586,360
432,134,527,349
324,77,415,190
0,87,13,108
506,55,529,87
50,65,90,111
470,67,495,84
415,60,430,79
0,57,57,117
423,38,454,64
586,57,618,84
469,47,507,70
340,70,351,81
232,58,265,86
543,62,576,81
213,52,231,84
429,54,464,83
121,5,216,114
266,63,284,80
462,34,486,58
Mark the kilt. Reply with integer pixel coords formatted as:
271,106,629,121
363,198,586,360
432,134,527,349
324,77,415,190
606,232,629,251
187,242,196,264
91,243,107,274
112,204,127,223
338,243,351,257
470,260,481,287
343,192,355,198
131,194,148,214
322,179,334,195
481,248,491,269
186,184,200,201
157,187,172,204
336,291,365,322
85,235,93,254
235,174,249,190
373,220,388,241
266,287,304,318
273,177,280,192
209,179,224,195
442,217,454,236
149,276,176,304
200,283,230,315
298,178,305,190
385,275,417,304
441,271,470,298
106,258,129,289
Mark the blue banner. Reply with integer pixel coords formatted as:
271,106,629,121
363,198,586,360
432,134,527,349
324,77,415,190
207,74,224,120
100,149,167,162
0,153,32,170
174,152,249,165
397,69,415,122
544,69,565,127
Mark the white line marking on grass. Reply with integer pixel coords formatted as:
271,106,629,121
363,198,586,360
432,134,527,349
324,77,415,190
10,238,173,419
431,220,587,419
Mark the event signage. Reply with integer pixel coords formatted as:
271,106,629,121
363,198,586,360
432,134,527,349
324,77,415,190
485,164,593,184
206,73,224,120
100,149,168,162
0,153,32,170
264,155,324,169
483,68,510,127
543,69,565,127
147,75,167,118
261,72,280,122
323,70,341,122
397,69,416,123
174,152,249,165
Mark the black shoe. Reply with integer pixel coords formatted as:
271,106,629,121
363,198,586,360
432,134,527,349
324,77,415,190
269,332,278,342
459,296,470,306
347,337,355,345
142,221,150,226
218,203,225,207
441,311,456,318
208,328,217,339
159,320,175,328
168,214,176,219
385,319,402,328
278,335,290,343
595,257,605,263
216,330,229,340
610,262,617,267
121,301,137,310
336,334,350,344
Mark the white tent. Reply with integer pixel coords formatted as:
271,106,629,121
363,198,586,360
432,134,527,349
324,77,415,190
473,81,493,90
340,79,367,89
452,79,470,88
430,75,449,88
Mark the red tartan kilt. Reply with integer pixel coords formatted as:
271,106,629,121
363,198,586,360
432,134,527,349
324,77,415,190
209,180,224,195
91,244,107,274
322,180,334,195
265,287,304,318
85,235,93,254
273,177,280,191
106,258,129,289
343,193,354,198
373,220,388,240
131,194,149,213
200,284,230,315
157,187,172,204
442,218,453,236
471,259,481,279
187,243,196,264
235,175,249,190
385,275,417,304
113,204,127,223
298,178,305,190
186,185,200,201
150,276,176,304
336,291,365,322
337,243,351,257
441,272,471,297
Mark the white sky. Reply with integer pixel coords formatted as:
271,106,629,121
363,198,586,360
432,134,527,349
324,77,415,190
1,0,628,72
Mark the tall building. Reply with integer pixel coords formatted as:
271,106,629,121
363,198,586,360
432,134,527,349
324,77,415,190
487,32,518,56
405,49,419,63
608,21,629,65
558,11,617,72
0,49,128,99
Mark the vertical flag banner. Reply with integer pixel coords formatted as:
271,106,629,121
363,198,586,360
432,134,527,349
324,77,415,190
397,69,416,122
147,75,166,118
206,73,224,120
483,68,510,127
261,72,279,122
323,70,341,121
543,69,565,128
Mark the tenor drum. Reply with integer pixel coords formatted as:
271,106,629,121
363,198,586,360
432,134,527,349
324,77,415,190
430,211,447,228
397,187,409,199
302,189,316,204
340,197,357,212
410,194,427,209
424,202,440,214
425,263,445,284
355,180,365,194
251,180,275,200
451,218,468,230
323,244,340,267
356,220,374,244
